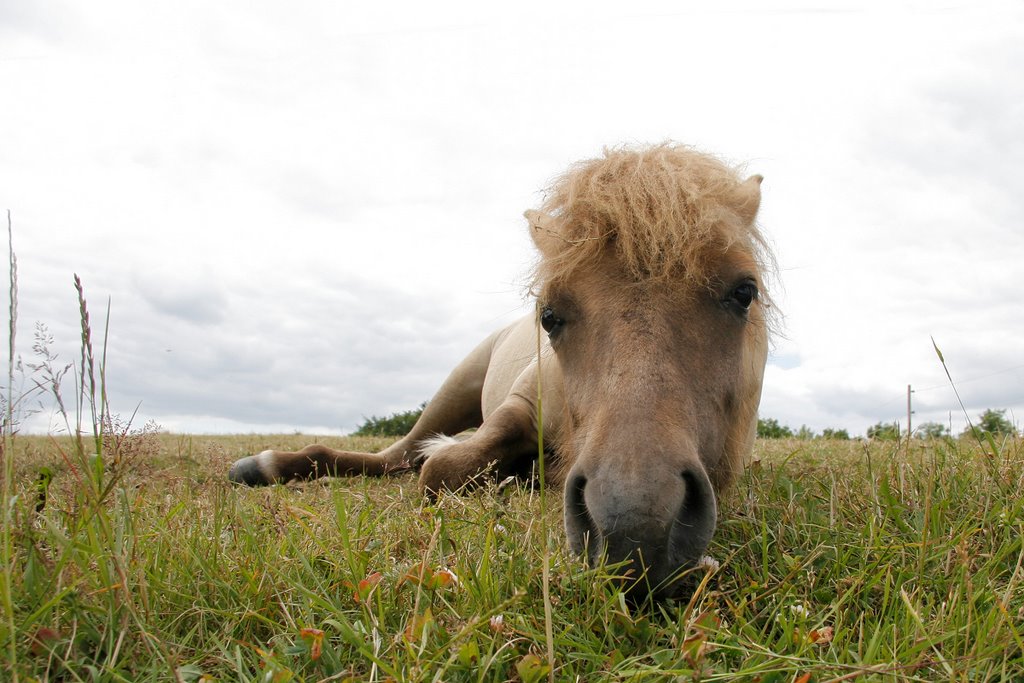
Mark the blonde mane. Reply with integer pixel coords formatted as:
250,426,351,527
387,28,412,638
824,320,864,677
529,143,774,300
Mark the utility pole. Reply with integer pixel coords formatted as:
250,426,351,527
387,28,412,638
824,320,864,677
907,384,913,438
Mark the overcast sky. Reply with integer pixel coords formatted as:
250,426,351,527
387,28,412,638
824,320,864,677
2,0,1022,438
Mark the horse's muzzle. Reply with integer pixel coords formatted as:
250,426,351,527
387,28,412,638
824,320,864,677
563,463,717,599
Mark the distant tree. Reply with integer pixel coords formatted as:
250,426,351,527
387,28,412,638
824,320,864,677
867,421,900,441
962,409,1018,439
795,425,816,440
821,428,850,440
757,418,793,439
916,422,949,439
353,402,426,437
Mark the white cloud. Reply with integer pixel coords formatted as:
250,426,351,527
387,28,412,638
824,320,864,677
2,1,1022,438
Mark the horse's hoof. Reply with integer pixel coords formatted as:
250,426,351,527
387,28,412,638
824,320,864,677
229,451,275,486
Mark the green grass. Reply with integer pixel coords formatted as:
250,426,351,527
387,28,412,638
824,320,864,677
1,432,1022,681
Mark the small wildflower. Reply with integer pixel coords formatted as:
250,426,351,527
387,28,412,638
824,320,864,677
789,603,810,619
489,614,505,633
696,555,720,571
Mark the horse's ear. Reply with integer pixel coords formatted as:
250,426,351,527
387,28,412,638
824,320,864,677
525,210,559,256
736,174,763,225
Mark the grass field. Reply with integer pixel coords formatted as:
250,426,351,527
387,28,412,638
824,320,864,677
1,430,1022,682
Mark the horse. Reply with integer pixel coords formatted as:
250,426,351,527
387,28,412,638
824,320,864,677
229,143,774,599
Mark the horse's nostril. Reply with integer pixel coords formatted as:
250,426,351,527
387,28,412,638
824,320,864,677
571,474,586,497
671,467,717,563
679,469,706,513
563,473,596,558
566,474,587,514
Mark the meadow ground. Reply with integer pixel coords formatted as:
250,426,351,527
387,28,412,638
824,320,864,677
1,431,1022,682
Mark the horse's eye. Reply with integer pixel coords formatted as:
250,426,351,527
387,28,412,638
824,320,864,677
730,282,759,310
539,307,564,335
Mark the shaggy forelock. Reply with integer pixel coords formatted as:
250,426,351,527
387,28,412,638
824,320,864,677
529,143,774,301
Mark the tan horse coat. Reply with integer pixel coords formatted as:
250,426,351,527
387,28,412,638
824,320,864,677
230,143,773,598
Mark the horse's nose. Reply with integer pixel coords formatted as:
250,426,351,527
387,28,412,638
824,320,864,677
563,464,717,598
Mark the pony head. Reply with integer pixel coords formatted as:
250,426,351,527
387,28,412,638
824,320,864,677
529,143,773,598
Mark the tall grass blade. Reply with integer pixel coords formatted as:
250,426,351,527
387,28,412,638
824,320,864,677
931,336,998,457
74,275,104,481
931,336,977,440
2,210,19,681
535,301,555,682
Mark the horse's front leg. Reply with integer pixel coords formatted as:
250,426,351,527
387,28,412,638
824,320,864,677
417,394,541,497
